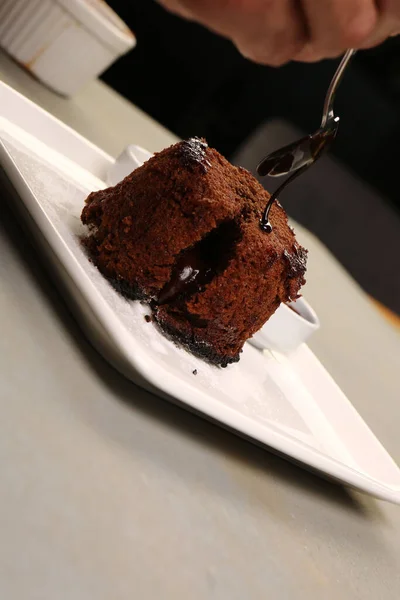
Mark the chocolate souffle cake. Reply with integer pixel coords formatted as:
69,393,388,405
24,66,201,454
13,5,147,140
81,138,307,367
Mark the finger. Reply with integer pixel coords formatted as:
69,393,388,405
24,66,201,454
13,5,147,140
230,0,310,66
360,0,400,47
360,17,397,46
381,0,400,20
161,0,309,67
297,0,378,60
157,0,194,20
295,44,342,62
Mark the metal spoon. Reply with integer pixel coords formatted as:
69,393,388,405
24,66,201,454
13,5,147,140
257,49,356,232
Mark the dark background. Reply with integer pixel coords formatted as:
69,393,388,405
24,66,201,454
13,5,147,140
103,0,400,313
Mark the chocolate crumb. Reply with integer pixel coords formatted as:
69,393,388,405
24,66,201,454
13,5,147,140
192,369,198,375
144,315,151,323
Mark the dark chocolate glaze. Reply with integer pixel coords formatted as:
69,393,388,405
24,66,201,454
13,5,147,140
257,119,339,233
257,125,338,178
157,247,213,305
257,136,310,177
158,220,240,306
283,246,308,278
179,137,211,173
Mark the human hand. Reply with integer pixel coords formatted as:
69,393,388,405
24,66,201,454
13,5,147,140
158,0,400,65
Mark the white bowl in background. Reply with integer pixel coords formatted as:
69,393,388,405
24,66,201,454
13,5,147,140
107,144,152,186
0,0,136,97
249,297,320,353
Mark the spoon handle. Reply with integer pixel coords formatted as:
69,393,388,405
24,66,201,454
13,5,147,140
321,49,356,127
260,163,311,230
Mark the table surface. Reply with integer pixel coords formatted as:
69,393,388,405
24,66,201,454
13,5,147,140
1,51,400,600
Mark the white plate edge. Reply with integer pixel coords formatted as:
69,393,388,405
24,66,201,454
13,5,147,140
2,140,400,504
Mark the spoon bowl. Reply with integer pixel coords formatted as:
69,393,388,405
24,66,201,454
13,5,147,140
257,117,340,178
257,49,356,231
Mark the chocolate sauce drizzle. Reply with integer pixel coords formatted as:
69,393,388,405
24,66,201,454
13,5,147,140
158,221,240,306
283,245,308,278
179,137,211,173
157,247,213,305
257,120,338,233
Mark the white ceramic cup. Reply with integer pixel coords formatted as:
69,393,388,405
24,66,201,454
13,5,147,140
0,0,136,97
249,297,320,353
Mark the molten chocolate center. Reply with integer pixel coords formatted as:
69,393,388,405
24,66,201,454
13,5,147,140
157,220,241,306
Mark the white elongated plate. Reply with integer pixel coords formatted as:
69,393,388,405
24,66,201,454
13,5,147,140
1,81,400,503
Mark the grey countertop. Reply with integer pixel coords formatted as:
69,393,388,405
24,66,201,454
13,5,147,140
1,51,400,599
